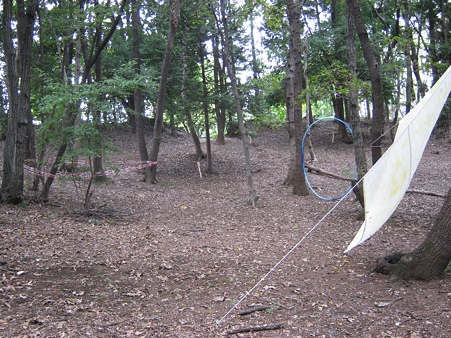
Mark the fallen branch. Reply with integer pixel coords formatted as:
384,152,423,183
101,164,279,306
305,166,446,198
239,306,270,315
406,189,446,198
304,164,353,182
227,323,283,335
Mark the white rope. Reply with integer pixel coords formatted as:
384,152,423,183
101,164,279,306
370,119,400,148
217,117,406,325
216,176,365,325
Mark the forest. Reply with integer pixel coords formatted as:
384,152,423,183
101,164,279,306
1,0,451,336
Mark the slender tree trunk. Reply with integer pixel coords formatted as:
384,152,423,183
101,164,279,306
331,0,351,144
366,97,371,120
335,96,352,142
181,51,204,159
200,42,213,173
32,4,46,192
303,41,316,162
146,0,183,183
346,0,367,207
131,0,148,164
41,105,79,200
402,0,413,115
250,13,261,117
93,24,106,183
215,0,258,205
287,0,309,196
348,0,385,165
428,8,439,84
284,34,296,186
213,35,226,145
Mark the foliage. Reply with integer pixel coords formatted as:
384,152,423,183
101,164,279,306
1,0,451,201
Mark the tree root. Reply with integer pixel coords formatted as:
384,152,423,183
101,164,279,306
373,252,405,275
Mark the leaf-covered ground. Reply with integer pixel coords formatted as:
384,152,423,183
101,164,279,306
1,122,451,337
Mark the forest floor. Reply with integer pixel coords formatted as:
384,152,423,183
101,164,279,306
1,121,451,337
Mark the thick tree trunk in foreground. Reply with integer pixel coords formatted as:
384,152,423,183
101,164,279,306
2,0,38,204
348,0,385,165
146,0,182,183
375,187,451,280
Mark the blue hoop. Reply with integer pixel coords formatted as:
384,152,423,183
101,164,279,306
302,117,357,201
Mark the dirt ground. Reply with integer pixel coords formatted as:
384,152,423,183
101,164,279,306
1,121,451,337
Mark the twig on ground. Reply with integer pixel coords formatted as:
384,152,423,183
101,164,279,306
227,322,283,334
239,306,270,315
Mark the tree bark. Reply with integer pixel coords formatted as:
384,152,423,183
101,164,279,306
348,0,385,165
1,0,39,204
402,0,414,115
212,35,226,145
374,187,451,280
287,0,309,196
250,13,261,118
346,0,367,207
131,0,149,164
283,33,296,186
146,0,183,183
200,42,213,173
334,96,351,142
93,19,107,183
303,41,316,162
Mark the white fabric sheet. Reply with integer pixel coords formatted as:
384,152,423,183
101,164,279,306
345,66,451,253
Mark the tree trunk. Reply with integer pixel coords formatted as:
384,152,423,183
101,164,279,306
287,0,309,196
216,0,259,205
181,50,204,160
374,187,451,280
346,0,367,208
1,0,38,204
200,42,213,173
348,0,385,165
402,0,413,115
303,41,316,162
93,23,107,183
250,13,261,118
131,0,149,164
213,35,226,145
335,96,352,143
145,0,183,183
284,34,296,186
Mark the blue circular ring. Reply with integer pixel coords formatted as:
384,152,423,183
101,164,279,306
302,117,357,201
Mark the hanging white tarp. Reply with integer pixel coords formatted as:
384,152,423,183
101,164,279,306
345,66,451,253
